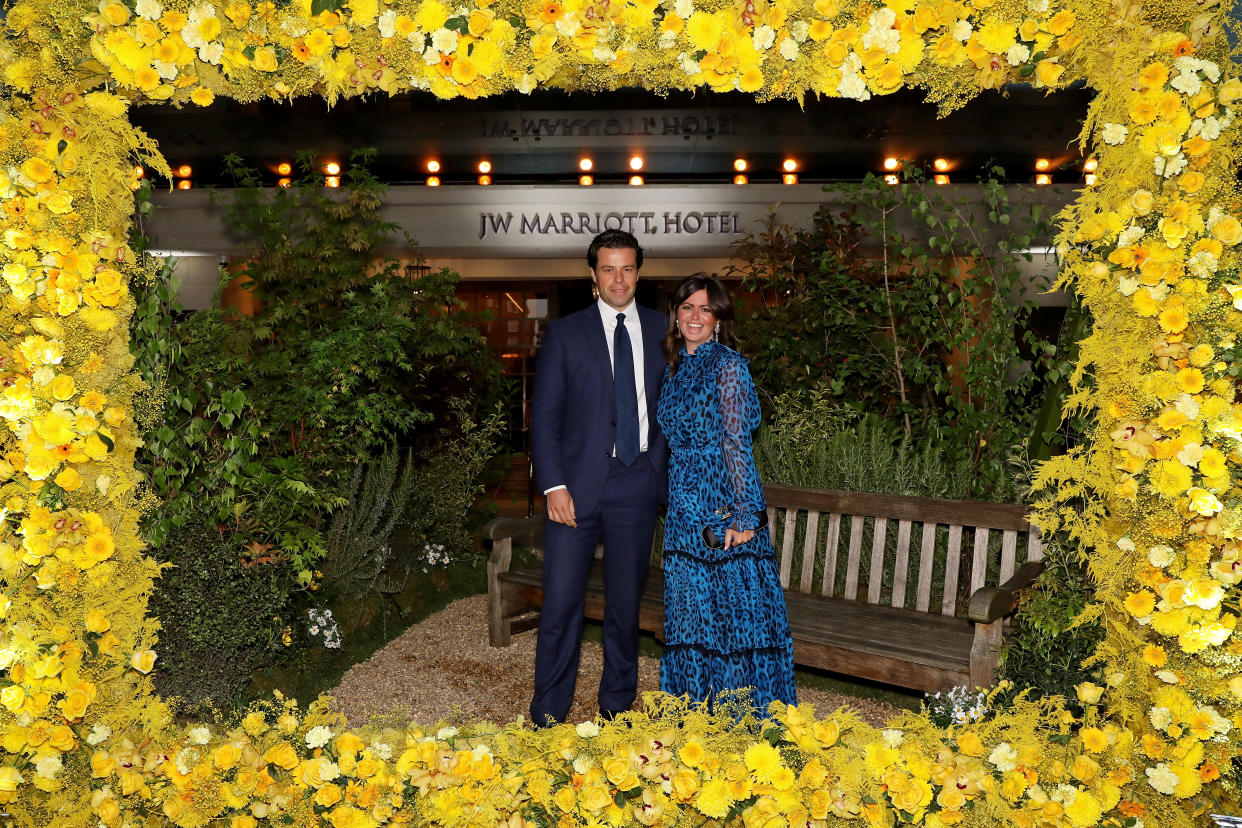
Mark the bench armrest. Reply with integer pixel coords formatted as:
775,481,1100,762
481,515,546,546
966,560,1047,624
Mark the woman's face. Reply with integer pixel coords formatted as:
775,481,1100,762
677,288,715,352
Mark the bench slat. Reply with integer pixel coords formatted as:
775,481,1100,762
970,527,991,595
941,524,964,615
916,522,937,612
844,515,865,601
1000,529,1018,583
867,517,888,605
779,508,796,588
892,519,912,609
1027,526,1043,562
821,513,841,597
764,484,1030,531
799,510,820,593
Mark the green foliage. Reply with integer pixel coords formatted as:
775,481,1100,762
733,168,1060,500
754,384,973,499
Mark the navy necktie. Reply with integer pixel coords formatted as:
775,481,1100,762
613,313,640,466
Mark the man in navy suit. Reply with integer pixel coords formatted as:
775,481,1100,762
529,229,668,726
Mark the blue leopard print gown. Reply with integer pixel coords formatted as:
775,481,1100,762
656,339,797,711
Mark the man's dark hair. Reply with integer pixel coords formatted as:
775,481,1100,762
587,229,644,270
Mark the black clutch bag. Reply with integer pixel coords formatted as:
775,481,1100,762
700,508,769,550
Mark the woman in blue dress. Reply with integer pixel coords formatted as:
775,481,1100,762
656,274,797,712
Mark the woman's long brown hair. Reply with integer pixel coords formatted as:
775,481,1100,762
662,273,737,374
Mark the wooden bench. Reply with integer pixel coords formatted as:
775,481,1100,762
483,484,1045,693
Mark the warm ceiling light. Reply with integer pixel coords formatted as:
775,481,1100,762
782,158,798,172
629,156,644,171
579,174,594,186
629,174,644,185
325,176,340,188
477,174,492,185
1083,157,1098,172
175,164,192,178
1084,173,1098,186
934,174,950,185
884,174,899,185
1035,173,1051,185
426,176,441,187
276,162,292,176
426,160,441,173
883,157,899,171
277,177,291,188
578,157,593,172
133,165,144,179
733,174,748,185
1035,158,1051,171
782,173,798,185
176,179,192,190
324,161,341,175
733,158,748,172
933,158,949,172
477,160,492,174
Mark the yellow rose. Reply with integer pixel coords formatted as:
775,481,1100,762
232,815,258,828
264,741,299,770
1187,488,1223,516
44,193,73,215
1131,189,1154,214
670,768,700,800
1035,60,1063,87
213,742,242,769
101,2,130,25
129,649,157,674
1213,215,1242,246
579,783,611,811
0,686,25,713
299,756,341,787
85,608,110,633
1218,77,1242,106
1075,682,1104,704
552,784,577,812
91,751,117,778
54,467,81,492
530,30,556,57
59,681,97,720
313,783,343,807
956,731,984,757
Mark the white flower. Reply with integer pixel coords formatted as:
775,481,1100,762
1148,706,1173,730
198,42,224,64
175,748,198,776
952,20,972,41
305,725,333,749
1155,669,1180,684
1006,44,1030,66
1187,251,1218,278
1155,153,1187,179
136,0,162,19
673,0,693,18
1145,283,1168,304
555,15,580,37
988,743,1018,772
573,755,594,773
778,36,798,60
1174,393,1199,420
378,9,397,37
576,721,600,738
837,70,870,101
181,4,219,50
516,73,536,93
1115,276,1136,296
153,60,179,80
431,28,458,54
1176,443,1204,467
658,29,677,48
423,48,442,66
1116,536,1136,553
592,45,615,61
369,741,393,761
31,367,53,385
1116,224,1144,247
187,726,211,745
1027,0,1049,11
34,755,61,779
881,729,903,747
1145,763,1178,794
1147,545,1176,568
86,724,111,746
1101,123,1128,145
789,20,808,42
678,52,700,75
751,24,775,51
436,726,459,740
1171,69,1201,98
1196,116,1223,141
861,11,899,54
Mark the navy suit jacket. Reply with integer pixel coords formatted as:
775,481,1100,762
531,303,669,518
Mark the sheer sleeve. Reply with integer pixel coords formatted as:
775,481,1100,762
717,352,765,532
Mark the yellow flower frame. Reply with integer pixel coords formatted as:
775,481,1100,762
1,0,1240,825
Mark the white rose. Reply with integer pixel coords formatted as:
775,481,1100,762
430,27,458,54
1101,123,1128,145
752,25,775,51
1006,44,1030,66
305,725,333,749
779,36,798,60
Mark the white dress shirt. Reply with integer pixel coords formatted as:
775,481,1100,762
543,299,649,495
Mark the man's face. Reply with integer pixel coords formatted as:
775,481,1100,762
591,246,639,311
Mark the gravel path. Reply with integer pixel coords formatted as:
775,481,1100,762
327,594,904,728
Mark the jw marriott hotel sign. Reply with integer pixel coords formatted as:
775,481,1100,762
478,209,744,239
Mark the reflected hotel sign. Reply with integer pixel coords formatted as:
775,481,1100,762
478,209,744,239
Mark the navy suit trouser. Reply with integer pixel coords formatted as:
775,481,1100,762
529,454,659,725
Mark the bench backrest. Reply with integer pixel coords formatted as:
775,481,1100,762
761,484,1043,617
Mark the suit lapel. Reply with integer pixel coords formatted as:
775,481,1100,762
580,306,614,402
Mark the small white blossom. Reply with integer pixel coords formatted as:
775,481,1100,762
751,25,775,51
1148,706,1173,730
673,0,693,18
837,70,869,101
1187,251,1219,278
1006,44,1030,66
1147,545,1176,568
1171,69,1201,98
678,52,700,75
187,726,211,745
369,741,393,761
1027,0,1049,11
1145,763,1178,794
86,724,111,746
378,9,397,37
1116,224,1144,247
592,45,615,61
1155,153,1188,179
198,42,224,64
573,755,594,773
1116,536,1136,552
658,29,677,48
778,36,798,60
153,60,179,80
1176,443,1204,467
136,0,162,19
576,721,600,738
555,15,580,37
305,725,333,749
881,729,904,748
436,726,459,740
988,743,1018,772
516,73,536,93
1101,123,1128,145
1155,670,1180,684
861,9,900,54
789,20,808,42
34,755,62,779
1117,276,1138,296
1174,393,1200,420
431,27,458,54
952,20,972,42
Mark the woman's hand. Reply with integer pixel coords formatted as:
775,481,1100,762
723,528,754,550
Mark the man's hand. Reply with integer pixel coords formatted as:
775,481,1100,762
723,528,754,550
546,488,577,528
